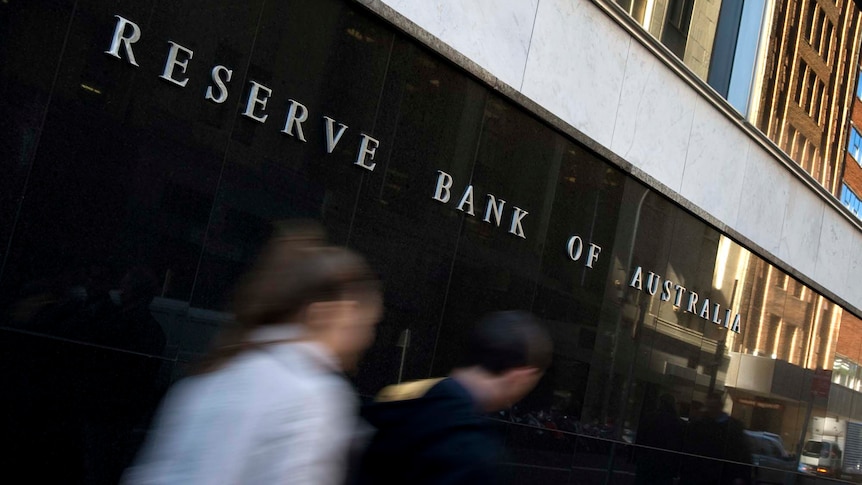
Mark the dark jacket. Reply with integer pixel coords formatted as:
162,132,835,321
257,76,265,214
679,413,752,485
356,377,503,485
635,408,685,483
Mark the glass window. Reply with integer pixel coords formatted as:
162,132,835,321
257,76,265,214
614,0,767,114
856,69,862,100
840,184,862,218
849,126,862,163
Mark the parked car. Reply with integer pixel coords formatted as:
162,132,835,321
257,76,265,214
798,439,842,478
744,431,796,484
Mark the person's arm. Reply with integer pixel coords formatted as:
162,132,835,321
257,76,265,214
415,421,503,485
230,374,355,485
122,375,265,485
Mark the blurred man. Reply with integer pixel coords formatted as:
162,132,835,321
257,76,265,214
680,392,752,485
635,393,684,484
356,311,552,484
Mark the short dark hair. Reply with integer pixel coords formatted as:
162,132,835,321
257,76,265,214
460,311,553,374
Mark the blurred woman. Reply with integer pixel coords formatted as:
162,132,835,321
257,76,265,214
123,222,382,485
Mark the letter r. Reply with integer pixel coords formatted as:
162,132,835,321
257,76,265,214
105,15,142,66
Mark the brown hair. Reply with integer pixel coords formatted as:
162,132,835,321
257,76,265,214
195,221,380,373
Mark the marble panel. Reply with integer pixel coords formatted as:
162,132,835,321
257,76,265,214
734,144,792,256
844,232,862,306
778,183,825,279
611,40,697,193
678,98,750,227
380,0,539,89
815,209,854,300
521,0,630,148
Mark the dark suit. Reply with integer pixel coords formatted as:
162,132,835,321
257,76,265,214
356,377,503,485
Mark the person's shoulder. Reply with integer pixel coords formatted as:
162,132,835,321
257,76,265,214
375,377,446,403
363,377,476,432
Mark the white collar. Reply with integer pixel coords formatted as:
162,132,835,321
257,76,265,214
245,323,342,373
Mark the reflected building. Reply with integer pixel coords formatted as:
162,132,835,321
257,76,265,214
753,0,862,193
840,54,862,217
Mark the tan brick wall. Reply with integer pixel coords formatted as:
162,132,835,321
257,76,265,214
837,311,862,361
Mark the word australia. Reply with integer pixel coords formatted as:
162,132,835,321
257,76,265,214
629,266,741,333
104,15,379,171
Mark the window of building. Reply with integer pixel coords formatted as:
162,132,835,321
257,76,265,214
784,125,799,156
791,130,805,161
840,183,862,217
613,0,768,115
811,5,825,52
805,1,818,41
796,62,810,108
834,355,862,392
818,88,829,125
849,126,862,163
856,68,862,100
666,0,695,33
617,0,651,27
824,21,835,63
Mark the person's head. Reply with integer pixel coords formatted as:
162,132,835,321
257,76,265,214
658,393,677,414
703,392,725,419
118,266,159,308
204,221,382,372
454,311,552,412
688,400,703,421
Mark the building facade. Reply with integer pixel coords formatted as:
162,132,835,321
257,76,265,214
841,59,862,217
4,0,862,483
754,0,862,195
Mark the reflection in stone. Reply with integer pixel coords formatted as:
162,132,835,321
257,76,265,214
3,265,167,484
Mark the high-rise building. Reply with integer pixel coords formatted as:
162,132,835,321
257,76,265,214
754,0,862,194
840,58,862,216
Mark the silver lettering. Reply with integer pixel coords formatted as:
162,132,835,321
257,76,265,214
567,236,583,261
673,285,686,307
159,41,194,87
730,314,741,333
205,65,233,104
629,266,643,290
483,195,505,226
432,171,453,203
586,243,602,269
699,299,711,319
323,116,348,153
282,100,309,141
645,272,660,295
105,15,141,66
508,207,528,238
686,291,699,313
355,134,379,171
661,280,673,301
457,185,475,215
243,81,271,123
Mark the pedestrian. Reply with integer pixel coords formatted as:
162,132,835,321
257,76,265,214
355,310,552,484
634,393,685,484
122,221,382,485
679,393,752,485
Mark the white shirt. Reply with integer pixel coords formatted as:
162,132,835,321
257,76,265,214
123,324,356,485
